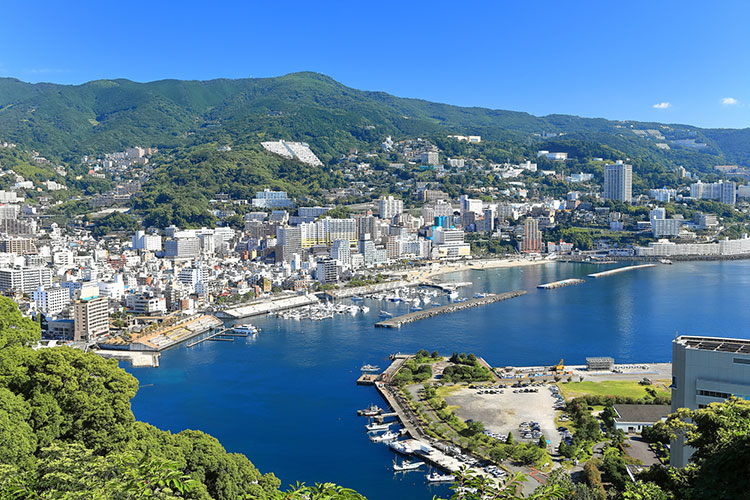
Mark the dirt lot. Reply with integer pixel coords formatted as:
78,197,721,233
445,385,562,448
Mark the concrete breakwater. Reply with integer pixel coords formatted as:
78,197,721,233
588,264,656,278
537,278,585,289
374,290,527,328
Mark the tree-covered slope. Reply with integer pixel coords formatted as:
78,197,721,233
1,72,748,166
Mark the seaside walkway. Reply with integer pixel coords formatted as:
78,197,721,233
374,290,527,328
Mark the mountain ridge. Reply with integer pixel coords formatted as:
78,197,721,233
0,71,749,165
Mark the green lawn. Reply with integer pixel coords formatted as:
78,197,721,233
558,380,670,400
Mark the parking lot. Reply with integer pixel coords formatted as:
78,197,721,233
444,384,564,449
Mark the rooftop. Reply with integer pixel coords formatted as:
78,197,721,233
614,404,670,424
675,335,750,354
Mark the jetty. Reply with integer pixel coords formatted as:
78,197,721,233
185,327,253,348
374,290,526,328
537,278,585,289
588,263,656,278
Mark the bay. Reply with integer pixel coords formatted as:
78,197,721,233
125,261,750,500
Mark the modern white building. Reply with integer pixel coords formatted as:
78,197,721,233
32,285,71,315
379,196,404,220
432,227,470,257
690,180,736,206
251,189,295,208
650,187,677,202
0,267,52,295
671,335,750,467
132,230,162,251
604,161,633,202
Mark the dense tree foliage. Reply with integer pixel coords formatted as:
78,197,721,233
0,296,281,500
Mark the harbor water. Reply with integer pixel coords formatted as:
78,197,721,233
125,260,750,500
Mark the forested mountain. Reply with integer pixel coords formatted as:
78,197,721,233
1,72,749,166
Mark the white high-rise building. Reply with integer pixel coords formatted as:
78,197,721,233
132,231,162,251
330,239,351,266
604,161,633,202
379,196,404,220
0,267,52,295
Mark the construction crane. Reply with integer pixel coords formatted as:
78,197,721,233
552,359,565,372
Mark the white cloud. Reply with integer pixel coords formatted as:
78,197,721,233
721,97,739,106
652,102,671,109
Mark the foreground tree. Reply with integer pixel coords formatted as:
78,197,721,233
660,397,750,500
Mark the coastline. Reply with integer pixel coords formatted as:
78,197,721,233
410,257,552,281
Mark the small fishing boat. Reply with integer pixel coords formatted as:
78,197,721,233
356,404,383,416
425,471,454,482
393,459,423,471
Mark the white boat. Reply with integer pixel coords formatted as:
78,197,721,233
388,440,410,454
232,325,259,335
366,421,392,432
360,306,370,314
360,364,381,373
379,310,393,318
393,459,423,471
425,471,454,483
357,404,383,416
410,305,423,312
371,430,399,443
448,290,459,300
659,259,673,265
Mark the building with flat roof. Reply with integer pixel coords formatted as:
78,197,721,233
671,335,750,467
586,356,615,371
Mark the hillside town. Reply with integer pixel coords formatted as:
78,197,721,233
2,136,750,349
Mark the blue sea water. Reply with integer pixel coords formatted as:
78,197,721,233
125,261,750,500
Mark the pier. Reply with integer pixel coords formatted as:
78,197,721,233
588,263,656,278
186,327,252,348
537,278,585,289
374,290,527,328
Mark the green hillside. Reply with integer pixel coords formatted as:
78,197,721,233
1,71,748,166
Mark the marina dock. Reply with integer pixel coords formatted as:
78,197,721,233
325,280,412,299
374,290,526,328
537,278,585,289
186,327,253,348
588,263,656,278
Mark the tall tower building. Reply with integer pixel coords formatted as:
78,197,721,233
521,218,542,253
604,161,633,202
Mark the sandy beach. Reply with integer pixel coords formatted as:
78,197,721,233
407,257,552,281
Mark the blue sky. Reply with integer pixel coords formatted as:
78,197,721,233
1,1,748,128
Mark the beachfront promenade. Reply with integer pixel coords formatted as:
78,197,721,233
375,290,527,328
